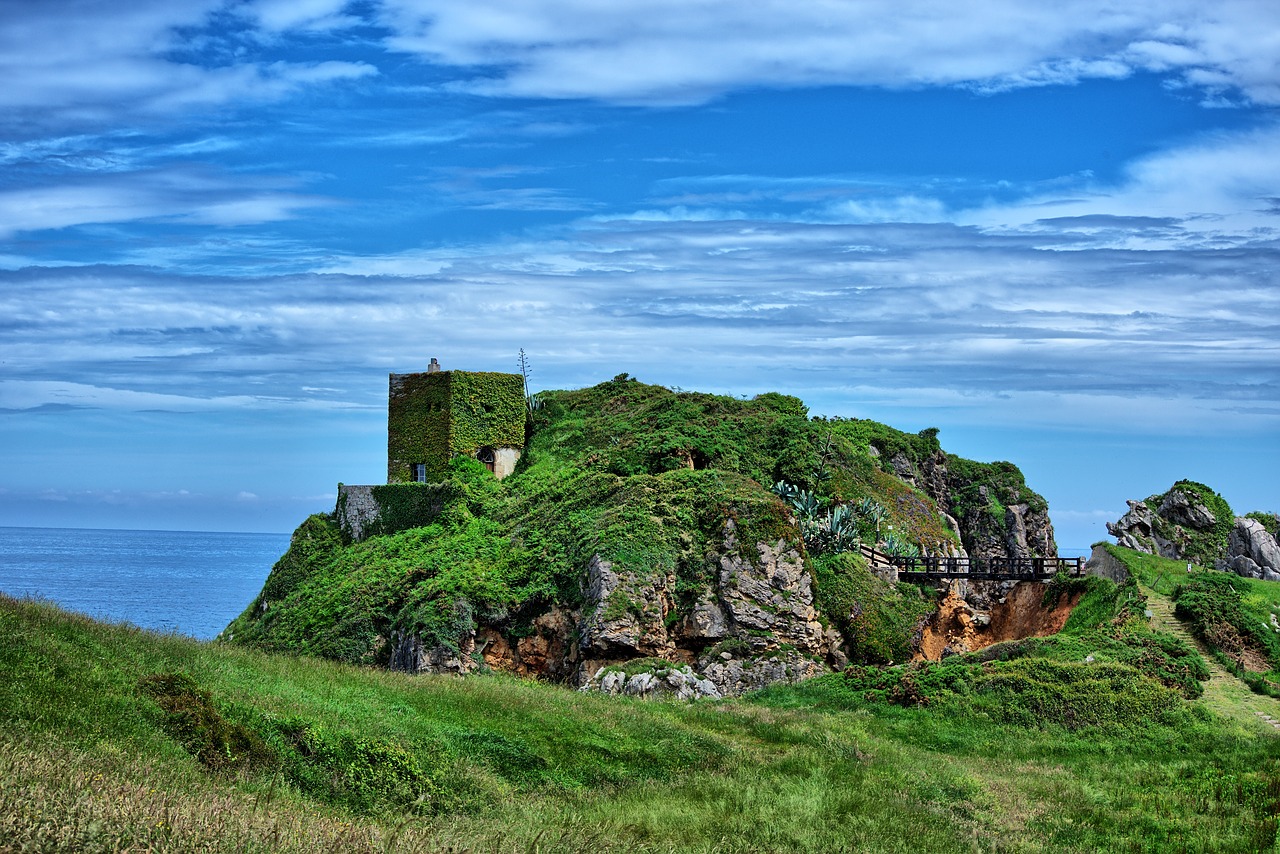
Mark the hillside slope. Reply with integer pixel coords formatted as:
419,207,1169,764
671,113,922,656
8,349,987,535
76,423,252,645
224,376,1059,691
4,594,1279,853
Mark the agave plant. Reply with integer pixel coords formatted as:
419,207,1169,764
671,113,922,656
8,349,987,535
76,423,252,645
882,533,921,559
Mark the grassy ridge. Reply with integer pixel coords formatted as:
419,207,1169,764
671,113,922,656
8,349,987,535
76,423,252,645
228,377,1058,670
4,594,1279,852
1105,545,1280,697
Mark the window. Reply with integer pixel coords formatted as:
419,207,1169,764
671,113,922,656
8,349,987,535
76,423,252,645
412,463,428,482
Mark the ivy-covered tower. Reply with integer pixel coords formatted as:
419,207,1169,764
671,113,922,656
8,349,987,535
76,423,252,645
386,360,526,483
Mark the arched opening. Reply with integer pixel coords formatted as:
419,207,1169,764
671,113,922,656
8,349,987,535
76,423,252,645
476,445,497,473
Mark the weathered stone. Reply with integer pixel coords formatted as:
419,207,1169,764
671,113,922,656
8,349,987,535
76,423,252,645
888,452,917,484
583,662,721,700
579,554,676,658
1107,500,1159,554
1083,544,1130,584
1004,504,1031,560
389,629,477,675
516,606,579,679
696,649,823,696
1229,555,1265,579
716,536,824,655
1227,517,1280,579
680,591,729,640
1159,489,1217,529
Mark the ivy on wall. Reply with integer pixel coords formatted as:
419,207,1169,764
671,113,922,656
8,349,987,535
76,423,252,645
336,483,462,542
386,370,525,483
448,371,526,454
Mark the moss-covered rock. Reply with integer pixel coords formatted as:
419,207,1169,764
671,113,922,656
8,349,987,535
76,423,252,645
1107,480,1233,567
227,376,1066,692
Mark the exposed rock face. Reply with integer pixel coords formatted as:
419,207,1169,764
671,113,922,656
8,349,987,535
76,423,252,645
1083,544,1130,584
584,662,721,700
392,522,831,696
579,554,678,660
576,521,828,696
392,606,581,679
914,581,1081,661
697,649,824,695
1160,490,1217,529
1107,500,1161,554
895,449,1056,562
389,629,478,675
1225,518,1280,581
1106,481,1232,566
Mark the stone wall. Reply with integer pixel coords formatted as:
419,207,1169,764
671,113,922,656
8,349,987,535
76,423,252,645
336,485,380,542
336,482,459,543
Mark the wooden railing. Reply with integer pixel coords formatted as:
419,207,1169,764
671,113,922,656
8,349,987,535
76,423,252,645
860,544,1084,581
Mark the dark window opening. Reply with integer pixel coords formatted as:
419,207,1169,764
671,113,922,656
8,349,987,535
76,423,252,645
476,446,496,473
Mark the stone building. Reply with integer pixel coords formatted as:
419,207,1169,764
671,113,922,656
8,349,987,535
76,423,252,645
337,360,527,542
386,359,526,483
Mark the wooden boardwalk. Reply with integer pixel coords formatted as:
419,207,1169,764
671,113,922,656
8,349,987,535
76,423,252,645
860,544,1085,582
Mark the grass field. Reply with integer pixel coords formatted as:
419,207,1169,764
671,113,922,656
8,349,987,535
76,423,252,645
3,592,1279,853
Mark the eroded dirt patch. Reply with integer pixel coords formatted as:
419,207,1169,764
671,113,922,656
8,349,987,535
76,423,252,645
915,582,1081,661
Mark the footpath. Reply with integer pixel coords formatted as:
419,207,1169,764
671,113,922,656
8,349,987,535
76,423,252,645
1140,582,1280,735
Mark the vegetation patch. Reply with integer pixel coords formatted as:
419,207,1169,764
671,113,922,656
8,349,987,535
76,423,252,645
1102,544,1280,698
137,673,275,775
1145,479,1235,566
810,551,933,664
6,595,1280,852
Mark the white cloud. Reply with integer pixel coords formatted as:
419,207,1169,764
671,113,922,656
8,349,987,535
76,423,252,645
0,166,333,236
7,208,1274,432
961,121,1280,244
0,1,375,132
245,0,359,33
378,0,1280,105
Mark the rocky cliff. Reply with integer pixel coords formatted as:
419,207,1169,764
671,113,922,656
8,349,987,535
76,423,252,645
224,376,1064,695
1107,480,1279,581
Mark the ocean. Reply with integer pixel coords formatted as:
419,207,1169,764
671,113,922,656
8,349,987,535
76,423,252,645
0,526,289,640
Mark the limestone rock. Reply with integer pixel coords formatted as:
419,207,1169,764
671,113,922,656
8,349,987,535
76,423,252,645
1226,517,1280,581
1107,500,1171,556
1108,483,1232,565
696,649,824,696
389,629,478,675
1159,490,1217,529
679,591,729,641
579,554,677,659
715,533,825,656
1083,544,1130,584
584,662,721,700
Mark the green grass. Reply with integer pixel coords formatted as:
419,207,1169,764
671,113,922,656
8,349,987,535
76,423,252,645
4,594,1279,852
1103,545,1280,696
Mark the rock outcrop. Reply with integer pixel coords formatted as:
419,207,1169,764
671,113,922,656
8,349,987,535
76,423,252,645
583,662,721,700
1106,481,1280,582
1106,481,1232,567
914,581,1081,661
391,521,830,696
1224,517,1280,581
576,520,828,695
878,446,1057,561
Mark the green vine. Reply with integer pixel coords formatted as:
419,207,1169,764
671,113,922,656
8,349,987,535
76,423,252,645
387,371,525,482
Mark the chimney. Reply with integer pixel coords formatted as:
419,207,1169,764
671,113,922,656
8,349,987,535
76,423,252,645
427,357,441,374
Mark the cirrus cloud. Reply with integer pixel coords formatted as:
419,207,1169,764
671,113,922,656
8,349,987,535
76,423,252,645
379,0,1280,105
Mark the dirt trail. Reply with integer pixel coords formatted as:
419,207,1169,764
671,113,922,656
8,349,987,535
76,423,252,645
1140,582,1280,735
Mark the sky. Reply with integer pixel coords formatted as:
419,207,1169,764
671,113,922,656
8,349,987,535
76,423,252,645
0,0,1277,552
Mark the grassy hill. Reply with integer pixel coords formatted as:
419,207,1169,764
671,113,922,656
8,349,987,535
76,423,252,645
223,377,1059,679
4,585,1279,852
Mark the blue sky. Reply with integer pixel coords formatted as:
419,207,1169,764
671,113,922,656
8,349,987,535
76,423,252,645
1,0,1277,551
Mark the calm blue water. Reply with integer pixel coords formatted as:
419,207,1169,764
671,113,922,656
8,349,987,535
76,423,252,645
0,526,289,640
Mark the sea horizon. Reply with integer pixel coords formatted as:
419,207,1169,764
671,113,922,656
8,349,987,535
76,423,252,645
0,526,289,640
